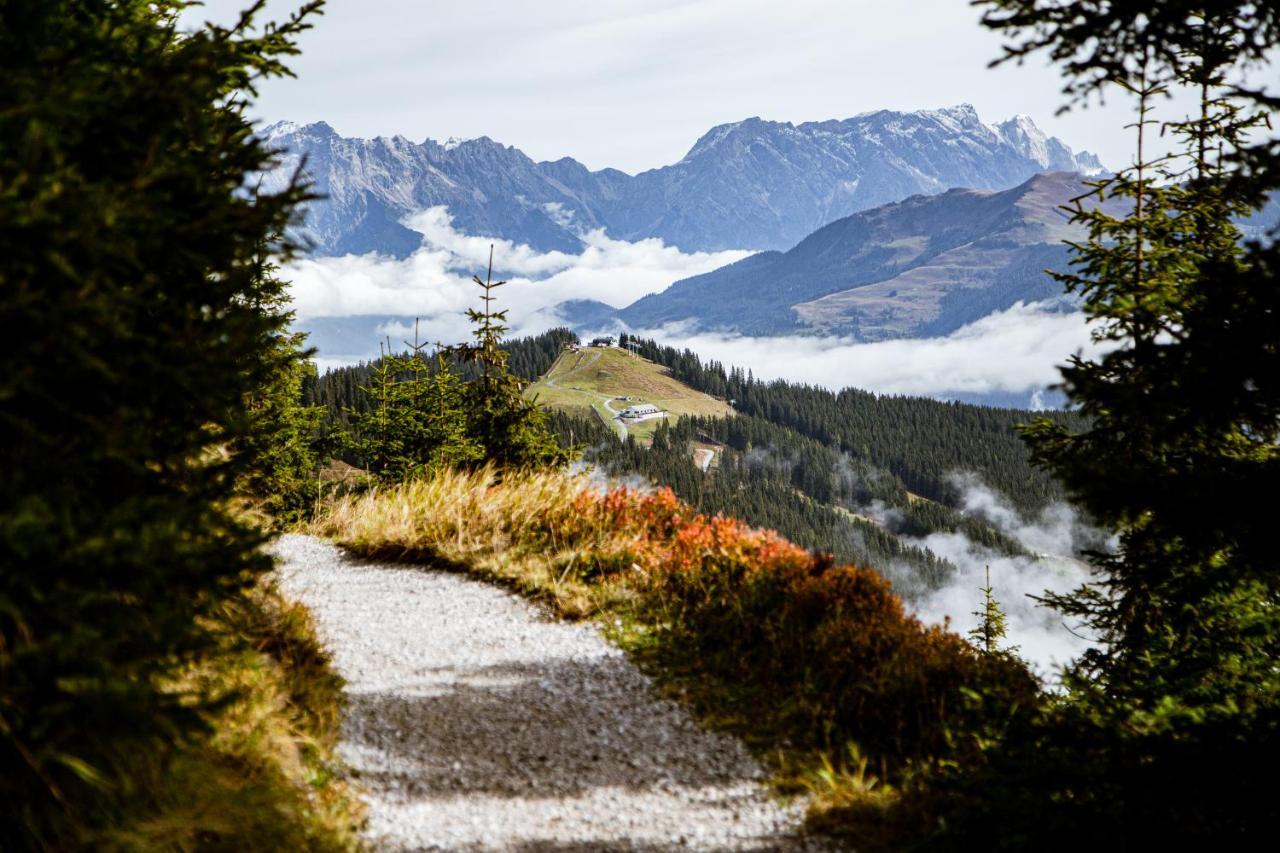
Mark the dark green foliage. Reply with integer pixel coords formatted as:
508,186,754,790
969,566,1015,657
925,2,1280,847
240,331,327,523
619,333,1087,514
683,412,1030,556
976,1,1279,116
303,327,575,426
237,263,334,523
446,257,568,469
0,0,321,845
350,347,482,480
330,293,569,478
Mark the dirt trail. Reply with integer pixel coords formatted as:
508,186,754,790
274,534,830,852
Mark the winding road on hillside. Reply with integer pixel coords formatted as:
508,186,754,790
542,349,630,440
275,534,829,852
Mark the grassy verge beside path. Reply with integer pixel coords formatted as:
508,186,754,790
316,466,1037,848
76,581,364,851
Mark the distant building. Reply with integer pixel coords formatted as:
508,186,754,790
590,336,614,347
619,403,661,419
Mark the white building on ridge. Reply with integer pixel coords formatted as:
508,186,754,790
619,403,662,419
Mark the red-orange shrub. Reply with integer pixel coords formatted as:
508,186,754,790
539,483,1038,767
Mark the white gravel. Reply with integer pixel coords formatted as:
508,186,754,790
274,534,835,852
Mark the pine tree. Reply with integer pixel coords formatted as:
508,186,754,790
935,2,1280,845
449,247,569,468
349,340,482,481
0,1,323,844
969,566,1015,657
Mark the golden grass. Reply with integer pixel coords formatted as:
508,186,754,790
83,582,364,852
316,466,1035,848
316,466,622,618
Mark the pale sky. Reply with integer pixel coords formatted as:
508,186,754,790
188,0,1201,174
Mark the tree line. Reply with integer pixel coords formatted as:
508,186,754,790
306,328,1040,593
619,332,1089,513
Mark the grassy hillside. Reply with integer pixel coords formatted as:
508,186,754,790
524,345,733,442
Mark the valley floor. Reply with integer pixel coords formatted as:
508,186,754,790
274,534,832,852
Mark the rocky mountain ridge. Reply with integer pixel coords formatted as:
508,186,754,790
611,171,1124,337
261,105,1104,257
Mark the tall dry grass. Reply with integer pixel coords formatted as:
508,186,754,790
319,466,1038,847
80,583,364,852
321,466,1035,754
317,467,624,617
320,466,589,563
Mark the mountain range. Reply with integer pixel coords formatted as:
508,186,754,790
261,105,1104,257
609,170,1127,337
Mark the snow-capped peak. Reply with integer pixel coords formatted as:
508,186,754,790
995,114,1051,166
990,113,1104,173
261,119,301,139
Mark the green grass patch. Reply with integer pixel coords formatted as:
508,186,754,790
525,348,734,446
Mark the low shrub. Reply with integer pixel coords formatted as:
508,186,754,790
321,467,1036,776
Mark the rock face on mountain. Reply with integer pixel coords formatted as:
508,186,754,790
618,171,1124,338
261,106,1103,257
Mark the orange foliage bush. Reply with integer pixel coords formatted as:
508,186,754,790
325,471,1036,771
539,484,1037,766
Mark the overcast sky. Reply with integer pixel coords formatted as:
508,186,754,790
188,0,1196,174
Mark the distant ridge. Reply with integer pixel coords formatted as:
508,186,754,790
259,106,1104,257
610,171,1124,338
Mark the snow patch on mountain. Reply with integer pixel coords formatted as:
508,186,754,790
258,106,1107,258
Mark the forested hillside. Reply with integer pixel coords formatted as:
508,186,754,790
302,328,575,418
619,333,1087,512
302,328,1072,596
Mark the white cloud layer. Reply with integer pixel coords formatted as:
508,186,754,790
288,211,1109,403
905,476,1108,679
632,303,1107,398
285,206,748,345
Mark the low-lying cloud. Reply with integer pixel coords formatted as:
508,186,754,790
901,477,1108,679
629,303,1108,400
286,206,749,345
288,210,1108,403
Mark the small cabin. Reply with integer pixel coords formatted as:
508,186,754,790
619,403,661,419
590,336,615,347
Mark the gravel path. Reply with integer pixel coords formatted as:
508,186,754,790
274,535,832,852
